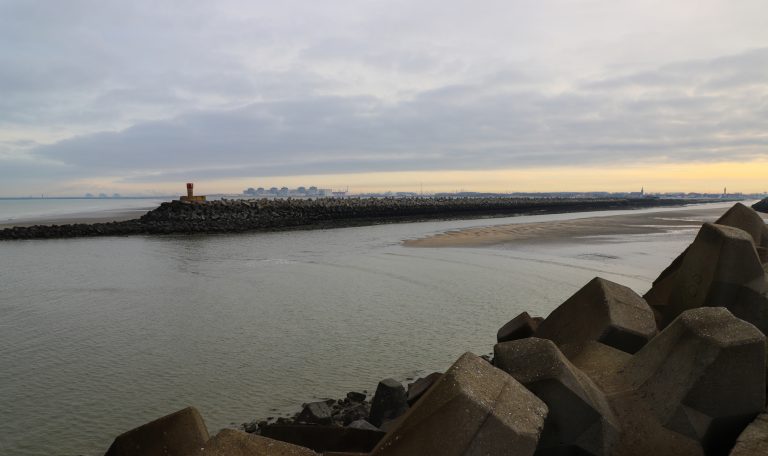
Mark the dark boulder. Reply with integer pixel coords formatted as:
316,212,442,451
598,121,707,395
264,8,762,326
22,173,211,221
368,378,408,427
296,401,333,425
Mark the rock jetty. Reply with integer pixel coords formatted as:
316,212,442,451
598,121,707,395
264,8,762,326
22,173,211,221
102,202,768,455
1,197,712,240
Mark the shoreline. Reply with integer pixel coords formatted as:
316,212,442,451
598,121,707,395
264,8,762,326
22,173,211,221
0,197,727,240
0,208,153,229
403,203,756,248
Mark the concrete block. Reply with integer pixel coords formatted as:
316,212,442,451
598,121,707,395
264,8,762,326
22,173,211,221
535,277,657,355
370,352,547,456
494,338,620,455
260,424,384,454
644,223,767,329
104,406,209,456
199,429,317,455
612,307,766,455
715,203,768,248
368,378,408,427
496,311,542,343
730,411,768,456
406,372,442,406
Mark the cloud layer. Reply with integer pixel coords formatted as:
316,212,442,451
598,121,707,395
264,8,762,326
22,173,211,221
1,0,767,194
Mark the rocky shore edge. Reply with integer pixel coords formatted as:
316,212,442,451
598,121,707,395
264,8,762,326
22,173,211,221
99,202,768,455
0,196,722,240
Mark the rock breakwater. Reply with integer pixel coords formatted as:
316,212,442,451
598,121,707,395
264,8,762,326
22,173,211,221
0,197,715,240
101,202,768,455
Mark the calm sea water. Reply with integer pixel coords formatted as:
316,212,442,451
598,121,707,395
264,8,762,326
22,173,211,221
0,202,740,455
0,198,166,224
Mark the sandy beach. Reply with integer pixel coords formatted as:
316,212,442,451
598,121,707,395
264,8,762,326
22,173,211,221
404,203,759,248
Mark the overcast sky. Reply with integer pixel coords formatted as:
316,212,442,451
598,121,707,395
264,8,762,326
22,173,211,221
1,0,766,195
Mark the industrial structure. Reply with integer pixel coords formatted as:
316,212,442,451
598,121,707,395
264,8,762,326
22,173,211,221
180,183,206,202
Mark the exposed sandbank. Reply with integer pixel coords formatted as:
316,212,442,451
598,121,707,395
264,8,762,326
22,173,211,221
404,204,756,248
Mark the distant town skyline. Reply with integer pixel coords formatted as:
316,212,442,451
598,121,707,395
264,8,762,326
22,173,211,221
1,1,766,196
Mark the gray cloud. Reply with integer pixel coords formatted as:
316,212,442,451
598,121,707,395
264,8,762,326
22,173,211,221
1,1,767,193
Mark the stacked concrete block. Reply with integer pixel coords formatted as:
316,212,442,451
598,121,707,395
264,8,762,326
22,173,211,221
199,429,317,455
644,223,768,332
496,311,543,342
535,277,657,355
715,203,768,249
730,411,768,455
104,407,209,456
610,307,766,455
494,338,620,455
370,352,548,456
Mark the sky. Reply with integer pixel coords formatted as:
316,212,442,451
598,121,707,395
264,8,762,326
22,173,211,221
1,0,767,196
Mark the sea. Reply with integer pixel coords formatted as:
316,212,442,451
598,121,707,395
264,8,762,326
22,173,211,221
0,199,742,455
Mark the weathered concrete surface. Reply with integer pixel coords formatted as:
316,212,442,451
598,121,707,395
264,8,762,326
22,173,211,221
535,277,657,355
610,308,766,456
368,378,408,427
370,352,547,456
730,411,768,455
199,429,317,455
644,223,768,331
405,372,442,406
260,425,384,454
494,338,620,455
754,198,768,214
560,341,632,394
496,311,542,343
104,406,209,456
715,203,768,248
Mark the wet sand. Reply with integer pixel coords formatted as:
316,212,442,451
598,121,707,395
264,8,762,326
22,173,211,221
404,204,752,248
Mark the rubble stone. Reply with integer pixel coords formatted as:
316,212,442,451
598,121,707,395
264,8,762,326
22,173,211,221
368,379,408,427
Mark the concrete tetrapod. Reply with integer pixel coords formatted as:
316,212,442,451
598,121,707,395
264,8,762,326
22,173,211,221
715,203,768,249
494,337,620,455
644,223,768,331
198,429,317,455
104,406,209,456
370,352,548,456
609,307,766,456
534,277,657,356
497,311,543,343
